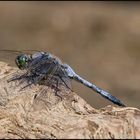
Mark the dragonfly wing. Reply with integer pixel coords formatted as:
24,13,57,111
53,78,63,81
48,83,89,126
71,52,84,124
55,65,72,91
0,51,19,67
27,54,54,74
38,63,72,91
0,49,38,67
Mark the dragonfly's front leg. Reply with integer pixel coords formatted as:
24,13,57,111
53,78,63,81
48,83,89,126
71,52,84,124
7,71,28,83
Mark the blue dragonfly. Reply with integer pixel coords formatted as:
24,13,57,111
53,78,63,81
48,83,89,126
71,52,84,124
0,49,126,107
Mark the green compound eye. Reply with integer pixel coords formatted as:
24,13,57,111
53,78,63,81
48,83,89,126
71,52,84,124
15,54,29,70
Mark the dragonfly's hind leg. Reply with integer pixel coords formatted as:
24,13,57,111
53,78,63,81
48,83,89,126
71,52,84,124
54,79,63,101
58,75,73,93
46,75,62,101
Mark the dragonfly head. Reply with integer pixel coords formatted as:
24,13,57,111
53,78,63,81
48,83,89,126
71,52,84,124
15,54,31,70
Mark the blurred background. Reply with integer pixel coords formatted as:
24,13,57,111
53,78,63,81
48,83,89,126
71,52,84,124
0,1,139,109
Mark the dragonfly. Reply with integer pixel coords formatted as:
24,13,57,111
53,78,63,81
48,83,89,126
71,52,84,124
0,49,126,107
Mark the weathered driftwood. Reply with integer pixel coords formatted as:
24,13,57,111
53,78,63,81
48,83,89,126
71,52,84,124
0,61,139,139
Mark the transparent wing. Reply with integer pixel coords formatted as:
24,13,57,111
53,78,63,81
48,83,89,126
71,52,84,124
46,65,72,91
29,56,72,91
0,49,39,67
9,55,72,92
0,50,19,66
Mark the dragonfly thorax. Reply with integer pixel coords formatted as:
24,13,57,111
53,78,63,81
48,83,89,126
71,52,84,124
15,54,31,70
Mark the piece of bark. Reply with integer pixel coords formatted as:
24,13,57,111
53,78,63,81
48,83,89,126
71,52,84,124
0,61,139,139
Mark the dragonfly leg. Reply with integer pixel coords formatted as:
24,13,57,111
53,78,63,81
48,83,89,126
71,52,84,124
57,66,73,92
19,82,33,91
7,72,28,83
58,76,72,92
54,78,62,101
